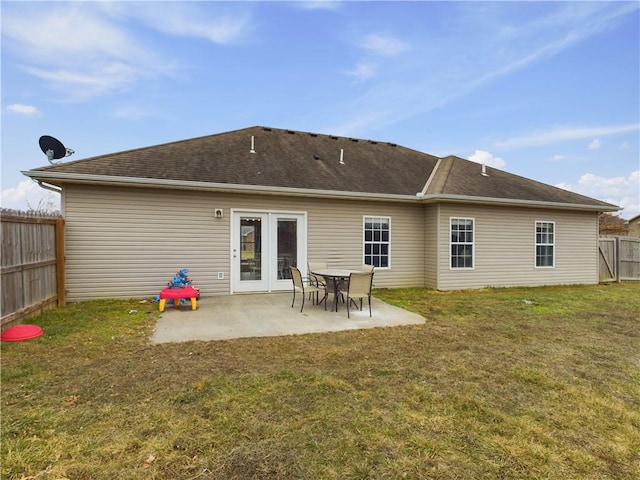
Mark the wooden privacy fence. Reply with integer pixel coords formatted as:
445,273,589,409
1,211,65,327
599,236,640,282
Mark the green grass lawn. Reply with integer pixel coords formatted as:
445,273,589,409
2,283,639,479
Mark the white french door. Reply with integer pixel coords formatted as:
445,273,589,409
231,211,306,293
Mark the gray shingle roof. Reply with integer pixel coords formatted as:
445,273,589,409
25,125,616,209
426,155,613,207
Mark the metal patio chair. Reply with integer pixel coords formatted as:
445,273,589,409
339,271,374,318
290,265,327,312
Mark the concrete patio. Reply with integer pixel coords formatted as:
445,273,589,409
151,292,425,343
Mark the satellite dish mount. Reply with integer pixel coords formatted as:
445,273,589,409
39,135,74,165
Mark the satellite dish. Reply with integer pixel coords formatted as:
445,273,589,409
39,135,74,164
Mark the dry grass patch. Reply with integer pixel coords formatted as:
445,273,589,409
2,284,639,479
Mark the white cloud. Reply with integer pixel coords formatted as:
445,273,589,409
125,3,250,45
331,3,638,137
345,62,376,81
1,2,249,101
556,170,640,219
359,33,410,57
495,124,639,149
26,62,142,101
343,31,408,87
551,154,565,161
3,5,147,65
294,1,343,11
589,138,601,150
1,180,61,212
6,104,40,115
110,105,152,120
470,2,639,87
468,150,507,169
1,3,164,101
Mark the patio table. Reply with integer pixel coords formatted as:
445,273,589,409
309,269,359,312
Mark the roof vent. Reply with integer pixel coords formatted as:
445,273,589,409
330,135,339,140
481,163,489,177
350,138,359,142
262,127,272,131
369,140,378,144
313,154,320,160
309,133,318,137
286,130,296,134
339,148,345,165
387,142,397,147
250,135,256,154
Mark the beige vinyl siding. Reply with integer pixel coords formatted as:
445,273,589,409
63,186,228,301
306,200,425,289
63,185,424,301
436,203,599,290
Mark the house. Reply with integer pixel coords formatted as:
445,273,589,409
23,126,618,301
627,214,640,238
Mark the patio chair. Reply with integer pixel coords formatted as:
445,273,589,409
339,271,374,318
307,262,327,286
290,266,327,312
308,261,328,303
360,264,375,273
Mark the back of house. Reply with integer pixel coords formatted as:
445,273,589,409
23,126,618,300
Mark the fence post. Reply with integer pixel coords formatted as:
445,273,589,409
55,217,66,305
615,236,621,283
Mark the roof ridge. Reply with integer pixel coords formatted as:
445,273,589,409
424,155,456,195
257,125,409,149
419,158,441,196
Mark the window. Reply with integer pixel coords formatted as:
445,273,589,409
535,221,555,267
363,216,390,268
450,218,474,269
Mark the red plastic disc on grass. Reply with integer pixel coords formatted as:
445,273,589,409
1,325,43,342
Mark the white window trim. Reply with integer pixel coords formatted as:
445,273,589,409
534,220,555,269
362,216,391,269
450,217,475,270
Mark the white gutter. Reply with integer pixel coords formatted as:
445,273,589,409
22,170,619,212
419,193,619,213
35,180,62,194
22,171,420,203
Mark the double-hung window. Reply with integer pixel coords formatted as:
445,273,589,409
450,218,474,269
535,221,555,267
363,216,390,268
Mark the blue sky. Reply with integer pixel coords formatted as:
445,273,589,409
2,1,639,218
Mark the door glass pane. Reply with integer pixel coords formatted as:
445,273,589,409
277,219,297,280
240,217,261,281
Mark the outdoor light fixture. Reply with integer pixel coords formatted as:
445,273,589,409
215,209,223,219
